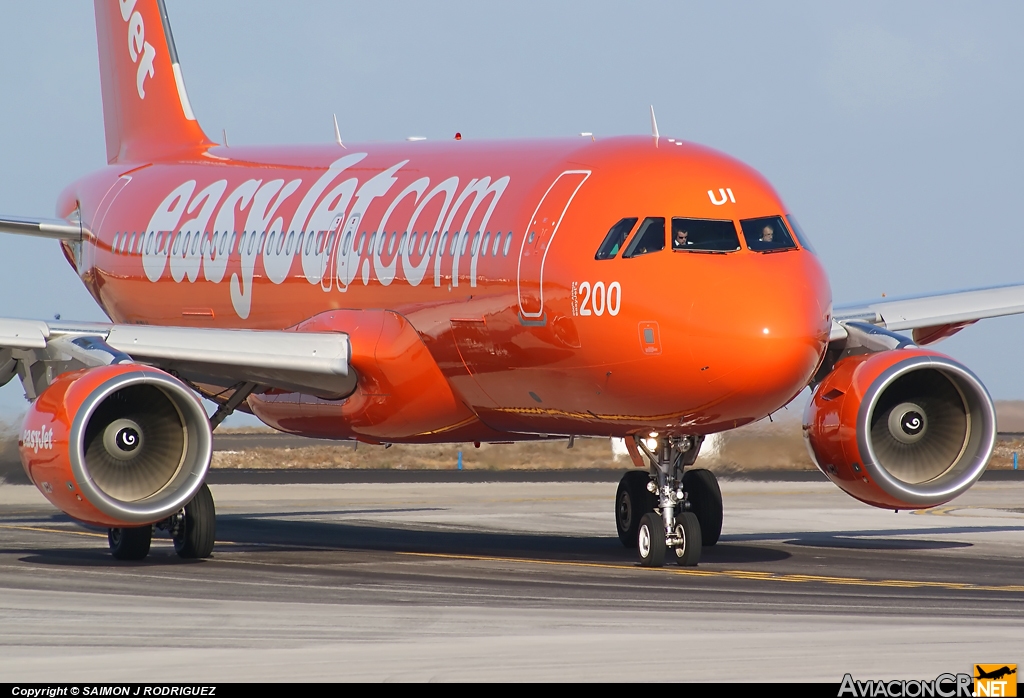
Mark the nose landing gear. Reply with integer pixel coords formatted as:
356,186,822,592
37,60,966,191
617,434,722,567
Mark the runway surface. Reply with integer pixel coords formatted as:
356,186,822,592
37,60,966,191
0,476,1022,681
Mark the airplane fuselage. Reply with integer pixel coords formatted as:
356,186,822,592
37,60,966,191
56,135,832,442
7,0,1007,565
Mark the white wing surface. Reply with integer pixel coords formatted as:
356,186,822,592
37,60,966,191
0,215,81,240
832,283,1024,344
0,318,354,401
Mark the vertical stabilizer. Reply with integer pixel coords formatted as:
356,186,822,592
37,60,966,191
94,0,212,163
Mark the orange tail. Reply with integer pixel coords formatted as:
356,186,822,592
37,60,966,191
94,0,213,163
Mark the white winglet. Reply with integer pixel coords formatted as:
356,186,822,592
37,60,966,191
650,105,660,141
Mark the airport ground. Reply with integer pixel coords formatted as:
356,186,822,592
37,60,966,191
0,468,1022,682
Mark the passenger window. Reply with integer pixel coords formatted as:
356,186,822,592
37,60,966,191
671,218,741,253
622,217,665,258
740,216,797,253
785,215,816,254
595,217,638,260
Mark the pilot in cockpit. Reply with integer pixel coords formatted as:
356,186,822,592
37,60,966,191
673,228,689,249
760,225,774,243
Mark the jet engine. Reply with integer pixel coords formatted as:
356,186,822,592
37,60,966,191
803,348,995,509
19,364,212,527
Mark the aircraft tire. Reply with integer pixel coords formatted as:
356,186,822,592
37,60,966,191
108,525,152,561
615,471,656,548
683,468,723,546
673,511,702,566
173,483,216,559
637,512,666,567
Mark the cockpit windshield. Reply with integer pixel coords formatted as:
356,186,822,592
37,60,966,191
785,215,816,254
622,217,665,258
740,216,797,253
671,218,741,253
595,217,638,260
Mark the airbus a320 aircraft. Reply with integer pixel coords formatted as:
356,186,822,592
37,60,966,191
4,0,1024,567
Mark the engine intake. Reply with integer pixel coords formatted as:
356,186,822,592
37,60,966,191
803,349,995,509
20,364,212,526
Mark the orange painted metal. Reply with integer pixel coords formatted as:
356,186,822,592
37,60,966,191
57,136,831,442
93,0,213,164
36,3,836,447
249,309,496,442
18,364,175,526
803,348,950,509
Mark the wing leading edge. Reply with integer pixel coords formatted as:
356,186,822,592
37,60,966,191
0,318,355,404
0,215,81,241
831,283,1024,344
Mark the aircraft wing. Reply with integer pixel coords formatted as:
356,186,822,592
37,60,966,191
832,283,1024,345
0,215,81,240
0,318,355,403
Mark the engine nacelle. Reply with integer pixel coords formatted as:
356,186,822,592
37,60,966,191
803,348,995,509
19,364,212,527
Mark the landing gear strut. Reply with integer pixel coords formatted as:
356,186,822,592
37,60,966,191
108,483,217,561
616,434,722,567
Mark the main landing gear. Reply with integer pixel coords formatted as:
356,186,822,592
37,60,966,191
614,435,723,567
108,483,217,561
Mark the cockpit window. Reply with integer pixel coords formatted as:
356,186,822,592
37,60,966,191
671,218,741,253
740,216,797,253
595,217,638,260
785,215,816,254
622,217,665,258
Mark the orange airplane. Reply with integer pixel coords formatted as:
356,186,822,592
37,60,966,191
3,0,1023,567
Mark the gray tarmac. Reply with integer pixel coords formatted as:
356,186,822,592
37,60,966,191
0,476,1022,682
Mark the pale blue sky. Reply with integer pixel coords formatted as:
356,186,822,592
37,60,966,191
1,1,1023,420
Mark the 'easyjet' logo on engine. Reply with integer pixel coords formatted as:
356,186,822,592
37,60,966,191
120,0,156,99
22,426,54,454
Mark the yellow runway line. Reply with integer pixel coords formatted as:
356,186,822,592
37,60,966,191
398,551,1024,593
0,524,107,539
8,523,1023,593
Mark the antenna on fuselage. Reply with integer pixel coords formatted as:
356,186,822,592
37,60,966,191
650,105,660,144
333,114,346,148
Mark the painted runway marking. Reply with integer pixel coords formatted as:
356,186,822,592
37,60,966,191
7,522,1023,594
0,524,107,539
0,523,253,546
398,551,1024,593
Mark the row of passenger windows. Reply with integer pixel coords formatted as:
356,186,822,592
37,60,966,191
595,215,813,260
109,229,516,259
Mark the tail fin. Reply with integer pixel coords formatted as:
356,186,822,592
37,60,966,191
94,0,213,163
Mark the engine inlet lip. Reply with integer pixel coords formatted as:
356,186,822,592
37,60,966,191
856,354,995,506
69,370,212,524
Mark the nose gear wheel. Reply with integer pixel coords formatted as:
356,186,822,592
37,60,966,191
637,512,666,567
673,512,702,566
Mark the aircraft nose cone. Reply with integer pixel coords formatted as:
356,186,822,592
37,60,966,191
686,252,830,415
